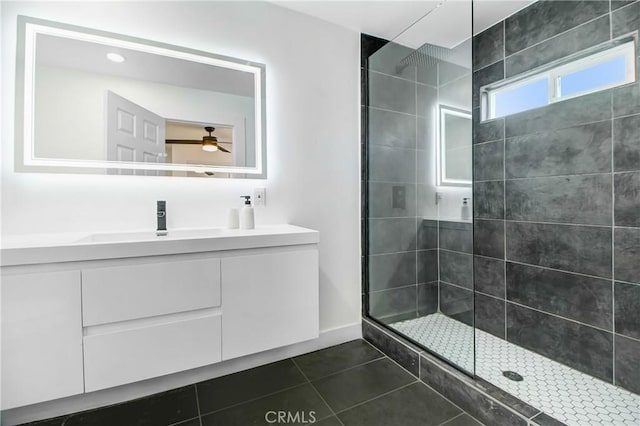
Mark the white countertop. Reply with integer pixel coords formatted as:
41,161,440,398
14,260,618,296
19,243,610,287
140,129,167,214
1,224,319,267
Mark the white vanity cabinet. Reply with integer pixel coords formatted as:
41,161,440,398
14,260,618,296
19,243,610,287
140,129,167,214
1,225,319,410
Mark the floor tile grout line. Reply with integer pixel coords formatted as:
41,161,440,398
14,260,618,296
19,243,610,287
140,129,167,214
436,412,466,426
193,384,203,426
417,379,489,426
333,379,420,416
290,358,346,426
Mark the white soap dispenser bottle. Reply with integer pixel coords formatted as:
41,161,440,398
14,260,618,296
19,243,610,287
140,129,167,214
239,195,255,230
461,197,471,221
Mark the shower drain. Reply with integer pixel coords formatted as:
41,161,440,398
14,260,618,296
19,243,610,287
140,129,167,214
502,371,524,382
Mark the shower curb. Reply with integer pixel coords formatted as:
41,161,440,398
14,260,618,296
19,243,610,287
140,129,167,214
362,317,567,426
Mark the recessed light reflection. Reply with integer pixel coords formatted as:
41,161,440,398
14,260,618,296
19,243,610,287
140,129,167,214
106,53,125,63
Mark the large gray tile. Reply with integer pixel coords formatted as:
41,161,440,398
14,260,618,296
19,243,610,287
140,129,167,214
418,249,438,283
361,33,388,68
418,219,438,250
474,219,505,259
614,172,640,227
369,145,416,183
439,221,473,253
614,227,640,284
474,140,504,181
369,72,416,115
504,0,610,55
505,15,610,77
439,74,472,111
312,358,415,413
506,262,612,329
420,355,527,425
505,90,611,137
439,59,471,86
363,320,421,376
475,293,505,338
614,114,640,172
368,218,417,255
612,0,640,39
440,282,473,326
505,174,612,226
418,282,439,316
196,360,305,414
505,121,612,178
293,340,383,382
201,384,331,426
474,22,504,70
440,250,473,289
474,378,542,419
611,0,639,11
444,414,484,426
614,334,640,395
417,115,435,151
418,84,437,118
368,182,416,218
474,181,505,219
614,282,640,339
474,256,505,298
531,412,568,426
369,286,416,322
369,252,416,291
506,304,613,382
369,108,417,149
473,108,504,144
338,382,461,426
613,81,640,117
473,60,504,108
506,222,612,278
368,41,416,80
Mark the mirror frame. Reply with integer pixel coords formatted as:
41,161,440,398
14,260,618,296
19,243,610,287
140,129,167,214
15,15,267,178
437,104,472,187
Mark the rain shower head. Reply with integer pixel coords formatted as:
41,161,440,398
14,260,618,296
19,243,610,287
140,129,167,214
398,42,471,72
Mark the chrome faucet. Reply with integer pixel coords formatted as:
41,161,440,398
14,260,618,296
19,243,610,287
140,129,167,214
156,200,168,236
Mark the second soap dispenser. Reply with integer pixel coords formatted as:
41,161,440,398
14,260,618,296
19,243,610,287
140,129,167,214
239,195,255,229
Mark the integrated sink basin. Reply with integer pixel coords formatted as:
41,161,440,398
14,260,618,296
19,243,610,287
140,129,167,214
75,228,227,243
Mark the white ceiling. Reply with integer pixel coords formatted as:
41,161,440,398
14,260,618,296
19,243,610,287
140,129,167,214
272,0,537,48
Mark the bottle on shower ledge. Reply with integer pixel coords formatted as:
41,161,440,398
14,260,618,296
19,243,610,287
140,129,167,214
239,195,255,230
461,197,471,221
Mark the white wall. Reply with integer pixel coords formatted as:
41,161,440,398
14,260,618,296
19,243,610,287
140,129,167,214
1,1,361,332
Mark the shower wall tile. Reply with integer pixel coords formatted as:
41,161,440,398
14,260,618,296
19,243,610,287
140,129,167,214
474,256,505,298
473,108,504,144
613,114,640,172
614,227,640,284
361,33,388,68
438,60,471,86
418,219,438,250
506,262,613,330
368,42,416,81
368,108,417,149
439,282,473,326
505,121,612,178
439,74,472,111
505,15,610,78
417,116,435,151
369,252,416,291
474,181,505,219
472,60,504,108
505,174,612,226
505,222,612,278
473,22,504,70
474,140,504,181
418,249,438,283
614,172,640,227
368,182,416,218
368,218,417,255
369,72,416,115
439,250,473,289
614,282,640,339
369,286,417,323
614,335,640,395
368,145,416,183
506,304,613,382
611,0,639,11
612,81,640,117
417,85,437,118
504,0,609,55
504,90,611,138
475,293,505,339
612,0,640,38
474,219,505,259
362,319,420,377
418,282,439,316
438,221,473,253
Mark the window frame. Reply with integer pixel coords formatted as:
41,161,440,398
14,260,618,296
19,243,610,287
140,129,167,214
481,35,638,121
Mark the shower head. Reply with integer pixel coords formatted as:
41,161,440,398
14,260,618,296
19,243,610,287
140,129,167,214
398,42,471,72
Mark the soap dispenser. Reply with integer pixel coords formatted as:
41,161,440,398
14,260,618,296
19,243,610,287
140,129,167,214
239,195,255,230
461,198,471,220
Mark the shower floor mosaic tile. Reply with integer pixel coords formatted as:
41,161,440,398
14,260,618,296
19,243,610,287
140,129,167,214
391,313,640,426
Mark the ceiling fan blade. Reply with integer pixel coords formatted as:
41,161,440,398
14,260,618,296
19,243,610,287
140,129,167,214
165,139,202,144
218,145,231,153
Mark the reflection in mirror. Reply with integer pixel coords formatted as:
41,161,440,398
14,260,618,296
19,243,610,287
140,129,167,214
438,105,471,187
19,17,266,178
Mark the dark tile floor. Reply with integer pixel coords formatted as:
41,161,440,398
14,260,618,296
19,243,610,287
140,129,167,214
22,339,483,426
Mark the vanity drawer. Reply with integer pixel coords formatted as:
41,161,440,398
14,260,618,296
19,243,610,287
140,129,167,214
83,314,221,392
82,258,220,326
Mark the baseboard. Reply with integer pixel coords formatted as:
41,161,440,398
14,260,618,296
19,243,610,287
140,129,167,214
1,322,362,426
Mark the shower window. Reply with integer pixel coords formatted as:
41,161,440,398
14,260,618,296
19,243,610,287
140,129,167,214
482,37,637,120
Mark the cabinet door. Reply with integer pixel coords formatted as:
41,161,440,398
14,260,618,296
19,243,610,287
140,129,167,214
222,249,319,360
1,271,83,409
